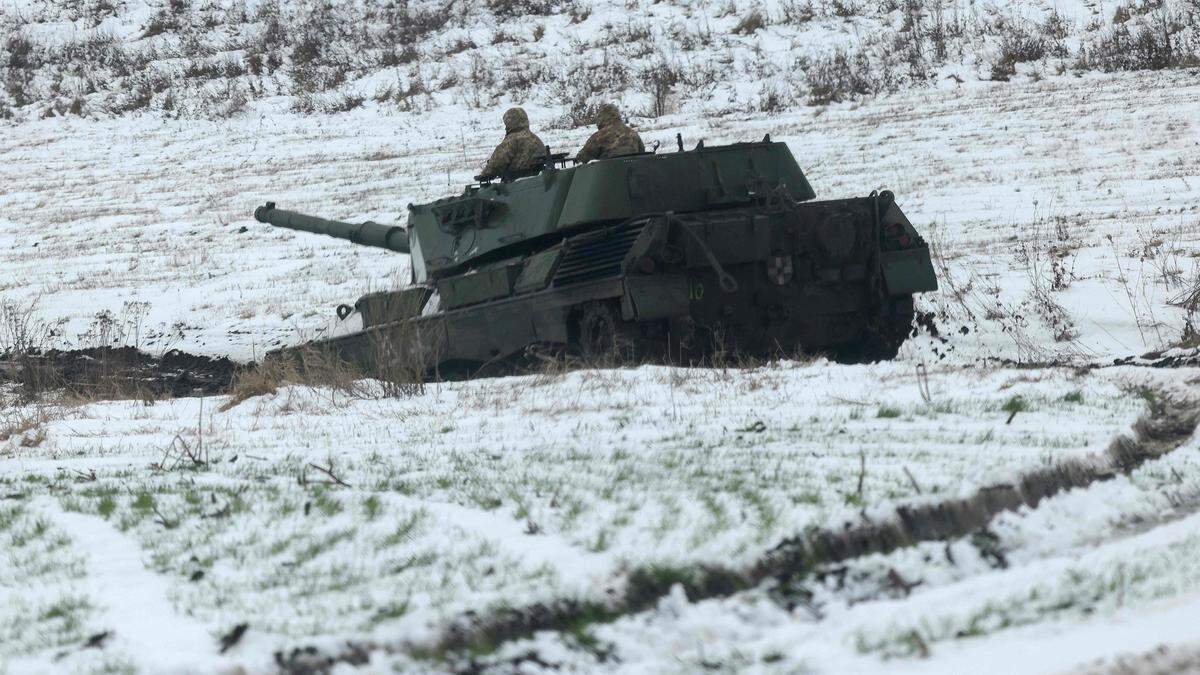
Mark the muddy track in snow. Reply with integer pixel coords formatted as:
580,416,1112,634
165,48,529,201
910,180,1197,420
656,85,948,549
0,347,238,400
430,390,1200,667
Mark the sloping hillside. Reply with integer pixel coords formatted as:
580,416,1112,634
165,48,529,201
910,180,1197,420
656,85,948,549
2,1,1200,673
3,0,1198,121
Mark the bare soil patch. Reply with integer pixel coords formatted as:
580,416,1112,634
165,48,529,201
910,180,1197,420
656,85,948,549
0,347,238,401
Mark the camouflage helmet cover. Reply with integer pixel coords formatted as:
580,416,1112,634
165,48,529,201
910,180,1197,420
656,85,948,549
594,103,621,128
502,107,530,133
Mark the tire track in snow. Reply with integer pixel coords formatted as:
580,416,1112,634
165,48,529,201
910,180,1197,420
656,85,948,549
37,498,228,673
429,391,1200,660
870,515,1200,675
384,494,613,589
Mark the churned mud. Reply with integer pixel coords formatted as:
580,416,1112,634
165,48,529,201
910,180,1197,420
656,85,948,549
0,347,238,400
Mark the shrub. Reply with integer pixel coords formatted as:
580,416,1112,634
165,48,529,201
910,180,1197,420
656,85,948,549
804,48,886,104
733,9,768,35
291,92,364,114
1077,14,1199,72
381,4,451,45
755,82,796,113
4,35,34,70
486,0,565,20
141,9,179,38
553,97,599,129
206,81,248,118
641,61,679,117
107,79,156,114
3,36,36,107
568,3,591,23
379,45,419,67
777,0,815,25
988,20,1058,81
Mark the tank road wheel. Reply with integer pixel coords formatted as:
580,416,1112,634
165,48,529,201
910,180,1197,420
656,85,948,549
574,301,636,365
884,296,916,344
863,295,916,362
831,295,915,364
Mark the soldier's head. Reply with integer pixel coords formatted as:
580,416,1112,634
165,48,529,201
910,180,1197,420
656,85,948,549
594,103,621,129
502,107,530,133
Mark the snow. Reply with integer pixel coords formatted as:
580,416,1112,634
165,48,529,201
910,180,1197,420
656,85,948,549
33,498,227,673
2,0,1200,671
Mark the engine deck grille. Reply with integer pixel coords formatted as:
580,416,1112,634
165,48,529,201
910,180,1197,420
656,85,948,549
552,221,646,287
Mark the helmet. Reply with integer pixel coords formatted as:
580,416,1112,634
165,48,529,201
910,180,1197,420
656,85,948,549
594,103,621,128
502,107,530,133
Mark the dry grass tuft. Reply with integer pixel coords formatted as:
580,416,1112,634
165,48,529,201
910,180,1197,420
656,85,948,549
220,330,430,411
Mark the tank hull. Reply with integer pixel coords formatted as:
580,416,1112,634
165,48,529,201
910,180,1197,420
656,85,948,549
271,191,936,373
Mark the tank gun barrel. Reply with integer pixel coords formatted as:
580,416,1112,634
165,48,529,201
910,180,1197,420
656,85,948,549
254,202,410,254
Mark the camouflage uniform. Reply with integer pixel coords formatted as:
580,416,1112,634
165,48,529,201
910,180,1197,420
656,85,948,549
480,107,546,179
575,103,645,163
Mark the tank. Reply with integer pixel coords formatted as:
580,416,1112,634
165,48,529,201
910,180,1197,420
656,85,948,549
254,136,937,374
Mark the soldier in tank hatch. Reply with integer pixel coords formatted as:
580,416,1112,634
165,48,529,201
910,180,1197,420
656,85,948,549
479,107,546,180
575,103,645,163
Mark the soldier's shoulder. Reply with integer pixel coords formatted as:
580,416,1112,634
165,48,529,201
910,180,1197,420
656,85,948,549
597,126,624,141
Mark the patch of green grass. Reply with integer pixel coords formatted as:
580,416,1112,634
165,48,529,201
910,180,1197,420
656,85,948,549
39,594,90,621
79,484,120,499
92,655,137,675
0,504,23,532
469,492,503,511
626,564,699,601
10,517,51,548
742,489,779,539
1001,396,1029,414
1132,387,1165,415
362,494,382,520
1063,391,1084,404
387,551,437,575
876,406,902,419
97,495,117,518
268,536,292,557
701,492,729,529
368,599,410,626
312,490,342,517
588,528,611,552
381,511,426,547
131,492,155,512
292,528,356,566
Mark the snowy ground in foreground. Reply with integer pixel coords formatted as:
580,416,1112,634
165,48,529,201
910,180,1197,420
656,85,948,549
1,67,1199,673
1,363,1196,674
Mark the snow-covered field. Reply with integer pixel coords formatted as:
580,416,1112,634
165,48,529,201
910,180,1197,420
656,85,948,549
3,0,1200,672
2,66,1197,363
2,363,1196,673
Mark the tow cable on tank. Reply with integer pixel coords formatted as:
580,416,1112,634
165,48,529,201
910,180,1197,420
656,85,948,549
671,215,739,293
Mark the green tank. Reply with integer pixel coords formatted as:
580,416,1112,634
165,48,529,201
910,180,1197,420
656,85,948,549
254,136,937,374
